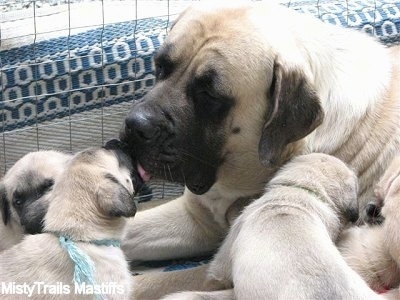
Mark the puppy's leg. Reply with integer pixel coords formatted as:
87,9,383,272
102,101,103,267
132,265,209,300
161,289,234,300
122,195,225,261
204,204,283,299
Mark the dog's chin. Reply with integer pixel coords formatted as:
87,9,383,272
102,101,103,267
120,131,218,195
186,180,214,195
136,160,216,195
22,220,44,235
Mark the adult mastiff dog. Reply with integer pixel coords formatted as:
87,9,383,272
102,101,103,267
121,2,400,262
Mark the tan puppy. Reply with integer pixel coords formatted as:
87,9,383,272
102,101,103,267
338,156,400,294
0,150,72,252
121,2,400,270
0,147,136,299
161,153,383,299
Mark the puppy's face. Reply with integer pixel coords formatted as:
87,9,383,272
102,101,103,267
0,151,71,234
69,148,137,219
121,4,323,195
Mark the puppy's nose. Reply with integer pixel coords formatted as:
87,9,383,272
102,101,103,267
365,203,380,218
125,108,160,141
345,206,359,223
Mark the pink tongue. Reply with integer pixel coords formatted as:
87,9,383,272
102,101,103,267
137,163,151,182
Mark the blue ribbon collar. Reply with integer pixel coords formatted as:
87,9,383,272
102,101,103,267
51,233,121,299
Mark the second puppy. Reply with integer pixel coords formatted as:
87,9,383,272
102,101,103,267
0,146,137,299
0,150,72,252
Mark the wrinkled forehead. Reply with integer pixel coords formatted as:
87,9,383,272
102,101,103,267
157,6,272,93
73,148,132,172
4,157,51,186
4,170,46,198
163,5,252,65
4,151,68,182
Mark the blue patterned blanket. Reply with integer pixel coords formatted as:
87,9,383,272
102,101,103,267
1,0,400,133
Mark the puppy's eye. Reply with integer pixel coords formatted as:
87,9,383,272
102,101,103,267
38,178,54,196
42,179,54,190
14,198,23,207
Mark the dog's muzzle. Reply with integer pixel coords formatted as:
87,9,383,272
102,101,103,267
121,101,179,181
121,97,220,195
124,103,165,145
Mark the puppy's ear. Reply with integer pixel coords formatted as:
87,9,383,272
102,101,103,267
259,62,324,166
103,139,123,151
0,184,10,226
97,174,137,218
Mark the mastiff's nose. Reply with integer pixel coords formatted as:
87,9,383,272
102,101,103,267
125,105,160,142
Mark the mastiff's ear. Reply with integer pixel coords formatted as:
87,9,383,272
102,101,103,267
0,184,10,226
259,62,324,166
97,174,137,218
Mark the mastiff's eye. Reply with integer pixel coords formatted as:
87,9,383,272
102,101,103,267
190,70,234,120
155,63,165,79
155,59,173,80
196,90,224,115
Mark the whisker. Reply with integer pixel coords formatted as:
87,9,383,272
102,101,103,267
167,164,174,182
175,149,272,192
178,149,219,169
180,168,187,186
162,164,168,199
177,148,264,172
163,164,168,179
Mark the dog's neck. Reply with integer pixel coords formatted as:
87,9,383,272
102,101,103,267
268,182,329,205
44,206,127,242
300,27,391,155
52,233,121,288
48,232,122,247
264,6,392,155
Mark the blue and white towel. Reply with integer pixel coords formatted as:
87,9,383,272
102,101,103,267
1,0,399,133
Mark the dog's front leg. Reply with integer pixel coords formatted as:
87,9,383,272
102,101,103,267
122,194,225,261
204,215,246,290
131,231,237,300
